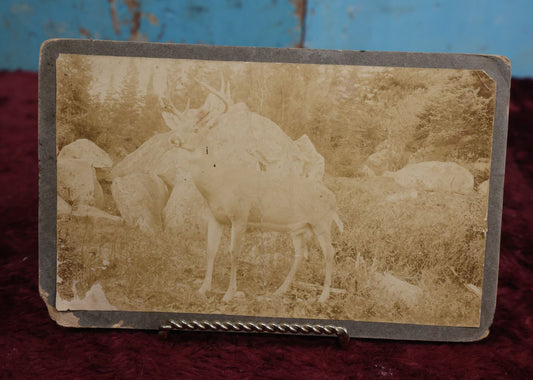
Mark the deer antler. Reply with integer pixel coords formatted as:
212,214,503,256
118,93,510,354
220,75,232,103
161,78,191,120
195,75,234,109
160,97,191,132
160,98,185,119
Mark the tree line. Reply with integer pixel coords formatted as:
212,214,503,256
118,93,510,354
57,55,496,177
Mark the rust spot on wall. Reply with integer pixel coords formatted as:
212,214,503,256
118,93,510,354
79,27,92,39
125,0,141,41
108,0,120,35
130,11,141,40
108,0,141,40
157,23,166,41
292,0,305,19
290,0,307,48
146,13,159,26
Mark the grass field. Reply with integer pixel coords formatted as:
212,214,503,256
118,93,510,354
57,174,485,327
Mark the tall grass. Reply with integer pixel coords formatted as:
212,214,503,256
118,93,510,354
57,174,485,327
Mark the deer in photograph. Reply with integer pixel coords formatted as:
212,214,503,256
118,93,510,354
177,144,344,303
160,77,231,149
167,77,343,302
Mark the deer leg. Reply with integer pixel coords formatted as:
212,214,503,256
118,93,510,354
198,214,223,295
315,228,334,303
222,221,246,302
302,229,312,260
274,231,305,296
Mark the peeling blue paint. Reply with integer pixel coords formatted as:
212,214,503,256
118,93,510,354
0,0,302,71
0,0,532,77
305,0,533,77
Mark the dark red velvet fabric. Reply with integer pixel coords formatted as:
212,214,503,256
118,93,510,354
1,71,532,378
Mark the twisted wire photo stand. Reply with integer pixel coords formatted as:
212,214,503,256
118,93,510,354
159,319,350,347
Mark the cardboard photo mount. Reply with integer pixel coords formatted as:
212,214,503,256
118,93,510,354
39,39,511,342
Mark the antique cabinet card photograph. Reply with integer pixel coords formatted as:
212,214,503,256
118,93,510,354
39,40,510,341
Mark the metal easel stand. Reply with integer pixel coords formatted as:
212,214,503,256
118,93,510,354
159,320,350,347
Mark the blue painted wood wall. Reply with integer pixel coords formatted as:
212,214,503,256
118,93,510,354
1,0,531,77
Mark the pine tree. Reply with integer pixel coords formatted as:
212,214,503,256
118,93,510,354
56,55,98,149
113,60,142,153
139,70,166,137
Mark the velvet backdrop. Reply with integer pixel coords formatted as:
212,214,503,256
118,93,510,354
1,72,532,378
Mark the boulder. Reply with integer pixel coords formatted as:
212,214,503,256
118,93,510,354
161,103,326,237
111,173,169,235
153,147,191,188
478,179,490,195
110,99,326,239
57,196,72,215
295,134,325,180
384,161,474,194
110,90,231,180
364,148,392,176
374,272,423,308
58,139,113,168
57,158,104,208
205,103,325,180
109,131,194,189
109,132,175,180
163,173,211,238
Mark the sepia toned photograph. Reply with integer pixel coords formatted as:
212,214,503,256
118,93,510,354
54,53,496,327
